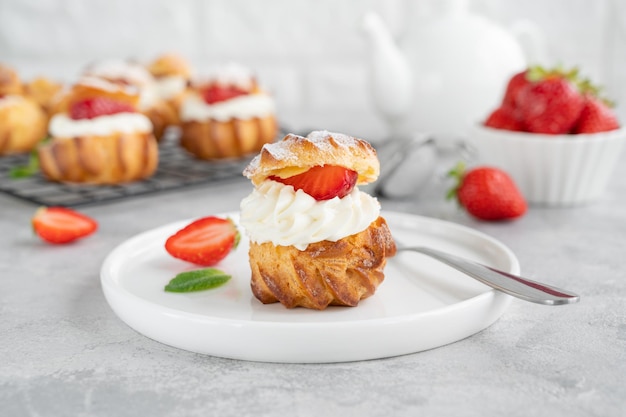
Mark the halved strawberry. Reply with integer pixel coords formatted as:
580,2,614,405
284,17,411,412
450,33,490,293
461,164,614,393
201,84,248,104
165,216,240,266
32,207,98,244
69,97,136,120
269,165,358,201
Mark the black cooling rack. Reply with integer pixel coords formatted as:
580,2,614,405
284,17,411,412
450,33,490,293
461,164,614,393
0,130,251,207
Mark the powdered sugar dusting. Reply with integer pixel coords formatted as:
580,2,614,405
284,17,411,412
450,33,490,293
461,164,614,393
193,62,255,91
77,76,140,96
83,60,155,87
244,130,364,176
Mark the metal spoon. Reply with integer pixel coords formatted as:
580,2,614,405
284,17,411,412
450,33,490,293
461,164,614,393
398,246,580,305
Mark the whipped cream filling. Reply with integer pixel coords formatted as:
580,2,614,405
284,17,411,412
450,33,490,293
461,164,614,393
0,95,24,108
180,92,275,123
154,75,187,100
240,180,380,250
49,113,153,138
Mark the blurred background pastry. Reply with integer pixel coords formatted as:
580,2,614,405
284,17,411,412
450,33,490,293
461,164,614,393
38,77,158,184
0,64,48,155
146,52,192,124
179,62,278,160
82,59,178,141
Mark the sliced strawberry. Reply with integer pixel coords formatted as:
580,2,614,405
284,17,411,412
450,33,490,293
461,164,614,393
269,165,358,201
32,207,98,244
484,106,524,131
572,95,620,133
69,97,136,120
165,216,240,266
201,84,248,104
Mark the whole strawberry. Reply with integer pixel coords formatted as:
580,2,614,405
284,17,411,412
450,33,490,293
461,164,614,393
573,94,620,133
448,163,527,221
502,69,530,110
484,105,524,131
517,66,584,134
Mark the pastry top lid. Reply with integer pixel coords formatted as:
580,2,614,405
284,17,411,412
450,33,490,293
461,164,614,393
83,59,155,88
193,62,256,91
0,64,23,96
147,53,192,79
243,130,380,185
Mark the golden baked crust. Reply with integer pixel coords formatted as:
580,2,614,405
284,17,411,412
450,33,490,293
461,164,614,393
0,96,48,155
38,132,158,184
0,65,23,96
143,99,179,141
243,130,379,186
180,115,277,160
249,216,396,310
23,77,64,115
147,53,191,79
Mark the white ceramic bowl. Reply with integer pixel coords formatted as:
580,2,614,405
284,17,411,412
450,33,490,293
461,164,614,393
468,125,626,206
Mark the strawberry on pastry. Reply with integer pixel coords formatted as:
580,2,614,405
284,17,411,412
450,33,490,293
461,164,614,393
269,165,358,201
69,97,136,120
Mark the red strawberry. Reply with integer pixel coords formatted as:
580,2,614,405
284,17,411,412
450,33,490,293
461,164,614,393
32,206,98,244
165,216,240,266
484,106,524,131
517,67,584,134
269,165,358,201
502,70,530,110
202,84,248,104
70,97,135,120
448,163,527,221
572,95,620,133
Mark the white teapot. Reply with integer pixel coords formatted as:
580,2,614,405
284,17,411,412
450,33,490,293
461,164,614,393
361,1,543,142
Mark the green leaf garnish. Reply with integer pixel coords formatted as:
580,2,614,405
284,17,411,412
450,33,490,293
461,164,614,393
9,149,40,179
164,268,231,293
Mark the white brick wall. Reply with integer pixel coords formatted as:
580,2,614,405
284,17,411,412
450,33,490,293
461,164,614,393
1,0,624,141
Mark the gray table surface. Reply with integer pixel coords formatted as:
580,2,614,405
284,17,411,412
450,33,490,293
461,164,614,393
1,152,625,417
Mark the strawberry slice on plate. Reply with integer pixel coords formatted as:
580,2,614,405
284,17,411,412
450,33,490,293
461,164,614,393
269,165,358,201
69,97,136,120
32,207,98,244
165,216,240,266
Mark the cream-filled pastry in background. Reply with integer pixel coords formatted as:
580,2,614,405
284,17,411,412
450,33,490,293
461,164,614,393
179,62,277,160
82,59,177,141
38,77,158,184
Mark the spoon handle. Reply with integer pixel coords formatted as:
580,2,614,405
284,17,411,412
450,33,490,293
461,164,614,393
400,246,580,305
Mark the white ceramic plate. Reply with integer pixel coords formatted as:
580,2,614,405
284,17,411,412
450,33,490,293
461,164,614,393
100,211,518,363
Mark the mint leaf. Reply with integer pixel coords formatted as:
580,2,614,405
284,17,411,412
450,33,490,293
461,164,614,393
10,150,40,179
164,268,231,293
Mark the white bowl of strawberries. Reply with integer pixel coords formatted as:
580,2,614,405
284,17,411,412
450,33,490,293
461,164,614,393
469,66,625,206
